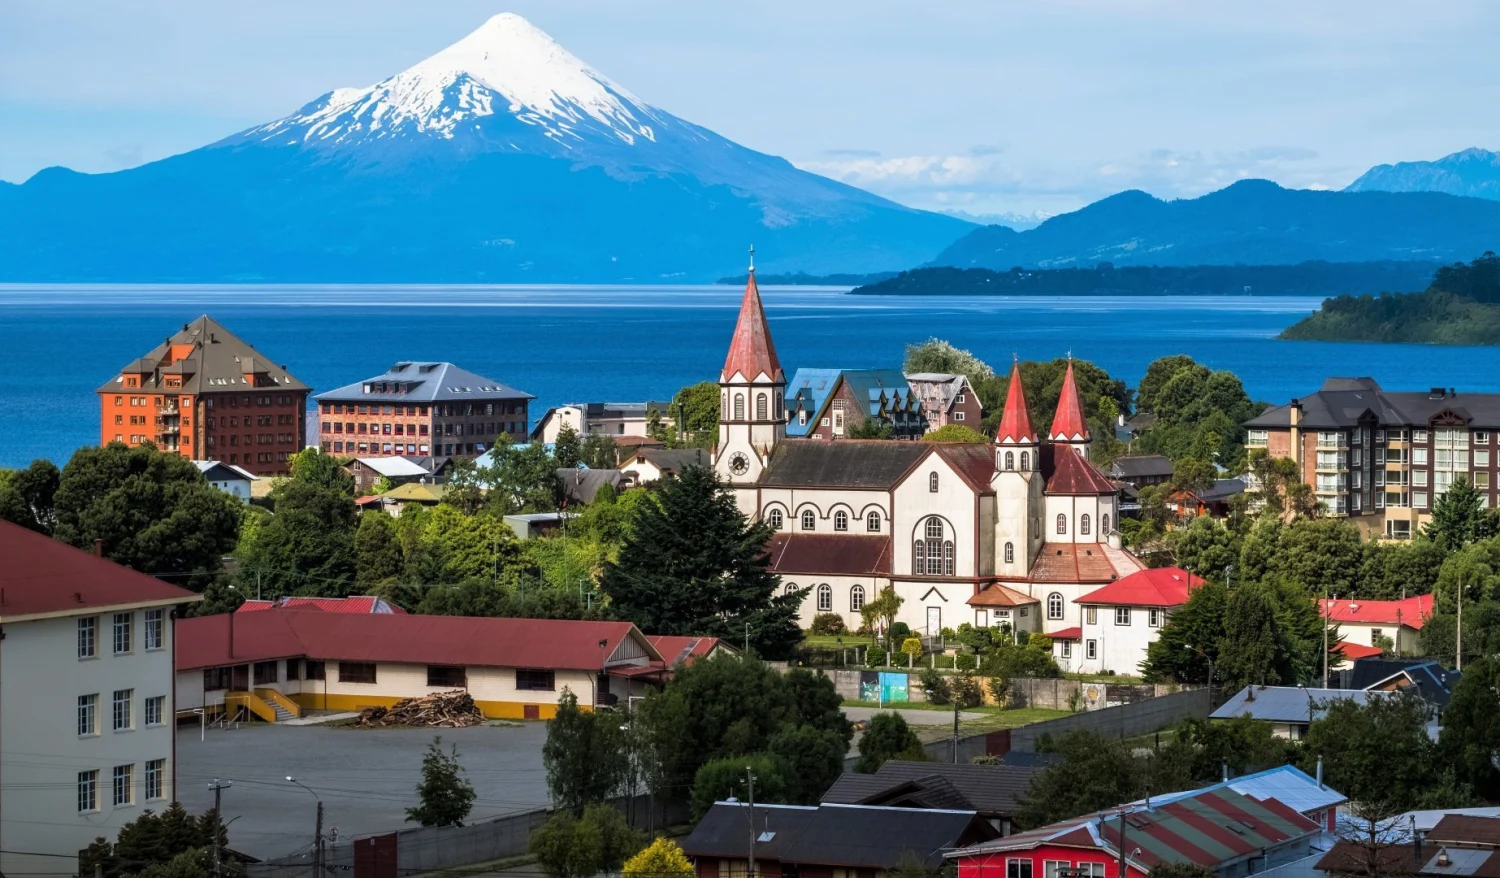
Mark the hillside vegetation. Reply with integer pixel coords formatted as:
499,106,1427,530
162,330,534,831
1280,253,1500,344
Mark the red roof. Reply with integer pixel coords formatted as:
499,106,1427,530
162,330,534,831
1042,444,1117,495
995,361,1038,444
968,583,1040,608
176,608,660,671
1048,360,1090,442
1077,567,1203,607
931,443,1001,493
1320,594,1432,629
1023,542,1145,584
1049,626,1082,640
0,520,199,620
767,534,892,576
1335,641,1384,660
235,596,406,615
720,270,784,383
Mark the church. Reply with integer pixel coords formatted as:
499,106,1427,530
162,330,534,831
712,267,1145,642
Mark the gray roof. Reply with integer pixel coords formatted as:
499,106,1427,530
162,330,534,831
634,448,709,473
315,362,533,403
1245,377,1500,430
556,467,624,505
1351,658,1458,707
820,760,1038,816
350,457,431,478
1198,478,1247,503
759,441,929,489
1107,455,1175,479
1210,685,1386,723
101,315,309,394
681,802,995,870
194,460,257,481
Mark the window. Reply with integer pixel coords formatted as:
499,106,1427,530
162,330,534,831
1114,607,1131,626
79,770,100,813
1008,860,1034,878
733,394,745,420
756,394,768,420
817,584,833,612
1060,641,1072,658
304,660,326,681
850,585,866,612
144,695,166,726
1102,513,1110,534
1086,640,1098,660
516,668,556,691
1085,606,1097,625
1247,429,1268,446
929,472,940,492
944,540,954,576
1080,514,1091,536
1047,593,1064,620
1056,513,1067,535
145,759,165,800
801,510,816,531
1005,451,1015,470
1478,431,1491,444
956,393,966,404
144,609,165,651
427,665,467,687
1149,608,1164,627
79,694,99,736
1477,450,1492,468
1371,628,1384,646
914,540,925,574
1004,542,1014,564
1477,471,1491,489
202,667,232,691
867,511,881,532
1045,862,1072,878
79,616,98,659
113,689,133,731
768,509,784,530
113,613,133,654
253,661,278,685
113,764,134,807
955,412,965,421
338,662,377,684
798,410,808,426
834,511,849,532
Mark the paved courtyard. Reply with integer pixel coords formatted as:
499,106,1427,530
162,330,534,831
176,722,550,860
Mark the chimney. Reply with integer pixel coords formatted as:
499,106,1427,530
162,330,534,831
1316,756,1323,788
1437,849,1451,868
1413,817,1423,863
93,538,103,557
1222,760,1229,783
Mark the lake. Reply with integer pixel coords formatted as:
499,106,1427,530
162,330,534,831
3,284,1498,468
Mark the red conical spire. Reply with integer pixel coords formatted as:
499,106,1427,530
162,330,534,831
720,253,784,384
1049,358,1090,441
995,360,1037,444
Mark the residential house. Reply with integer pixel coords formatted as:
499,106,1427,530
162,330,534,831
795,369,929,440
99,316,309,475
820,760,1042,835
194,460,257,502
947,785,1322,878
787,368,844,438
1116,412,1159,444
907,372,985,433
375,481,447,516
611,636,736,688
1105,455,1175,488
1134,765,1347,833
0,521,201,878
556,467,626,506
174,609,665,720
620,448,709,486
1348,657,1457,706
1317,814,1500,878
531,401,674,443
1167,478,1247,519
682,802,1000,878
237,596,407,614
1244,378,1500,539
343,456,436,493
1320,594,1432,655
315,361,533,458
1209,686,1429,741
1052,568,1203,675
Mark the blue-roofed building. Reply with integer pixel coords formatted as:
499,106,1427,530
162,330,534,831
786,368,844,437
786,368,928,439
1132,764,1346,832
314,361,534,458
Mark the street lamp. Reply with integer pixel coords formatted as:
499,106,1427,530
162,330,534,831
1185,644,1215,702
287,776,325,878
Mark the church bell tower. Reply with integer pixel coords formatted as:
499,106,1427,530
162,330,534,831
714,248,786,487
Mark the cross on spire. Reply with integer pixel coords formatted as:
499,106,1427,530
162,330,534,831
748,244,755,273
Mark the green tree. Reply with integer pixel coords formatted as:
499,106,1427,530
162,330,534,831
530,804,643,878
554,424,583,470
480,440,561,514
1302,691,1451,816
442,457,486,515
0,459,60,533
354,511,403,587
1136,355,1201,414
624,838,694,878
402,504,520,585
671,381,722,449
1267,519,1369,601
1143,578,1227,683
543,689,628,814
903,339,995,382
1216,581,1286,689
1162,716,1298,784
860,586,904,642
691,753,787,818
847,417,895,439
854,712,926,773
81,803,228,878
1015,731,1143,828
1426,476,1497,552
923,424,989,443
603,467,803,658
133,849,214,878
1172,457,1218,494
581,432,619,469
235,453,358,597
53,443,240,583
406,736,476,827
1358,539,1444,600
1163,516,1240,578
1439,657,1500,801
768,723,848,804
1244,451,1318,519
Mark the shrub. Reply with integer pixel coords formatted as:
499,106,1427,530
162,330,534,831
988,675,1012,707
891,621,911,641
624,838,693,878
809,613,847,636
952,674,984,709
955,653,978,672
691,754,786,819
900,637,924,659
920,667,951,705
854,713,927,773
866,647,887,668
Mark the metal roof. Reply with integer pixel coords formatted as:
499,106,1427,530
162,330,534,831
0,521,201,621
820,760,1040,816
315,361,533,403
101,315,309,395
1244,378,1500,430
787,368,845,437
351,456,432,478
1139,765,1346,817
1210,686,1387,723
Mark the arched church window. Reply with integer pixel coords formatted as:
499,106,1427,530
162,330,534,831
1020,451,1030,470
1005,451,1015,470
943,540,954,576
785,582,797,596
756,393,768,420
867,511,881,532
817,584,832,612
926,517,944,540
768,509,783,530
1056,513,1067,535
914,540,926,575
734,394,745,421
801,510,815,531
929,472,939,492
1004,542,1014,564
1081,514,1091,535
834,511,849,531
850,585,866,612
1103,513,1111,534
1047,592,1064,620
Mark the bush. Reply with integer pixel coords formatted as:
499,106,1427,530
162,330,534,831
891,621,911,641
854,713,927,773
988,675,1012,707
810,613,847,636
624,838,693,878
691,754,785,818
920,667,951,705
529,804,643,878
900,637,924,659
955,653,977,672
952,674,984,709
866,647,887,668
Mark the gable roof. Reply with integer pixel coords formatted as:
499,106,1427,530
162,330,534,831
931,443,1001,492
821,760,1040,816
1209,686,1388,724
1048,360,1090,442
1322,594,1433,629
767,534,893,576
787,368,845,437
176,609,660,672
0,521,201,621
1107,455,1175,479
632,448,709,474
194,460,258,482
996,361,1039,444
556,467,625,505
721,270,784,383
1022,542,1145,585
968,583,1041,608
906,373,977,417
237,596,406,615
1136,765,1346,818
1042,444,1118,495
1246,378,1500,431
842,370,919,418
379,482,448,503
1077,567,1203,607
101,315,308,395
315,361,533,403
350,456,432,478
759,441,930,489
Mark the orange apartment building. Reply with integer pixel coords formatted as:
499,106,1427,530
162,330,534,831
98,316,310,476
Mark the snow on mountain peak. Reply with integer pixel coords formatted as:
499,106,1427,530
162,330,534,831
247,12,660,149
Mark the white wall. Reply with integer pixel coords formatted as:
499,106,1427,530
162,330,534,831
891,455,981,578
1072,604,1168,675
1338,620,1420,654
781,575,888,631
1,607,179,878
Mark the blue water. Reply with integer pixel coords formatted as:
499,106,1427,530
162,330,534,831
3,284,1498,468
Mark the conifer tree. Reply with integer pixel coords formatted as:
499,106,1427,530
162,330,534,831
1426,476,1497,553
406,736,476,827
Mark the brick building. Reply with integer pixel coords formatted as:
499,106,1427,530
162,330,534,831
315,362,534,458
98,316,309,476
907,372,984,433
1246,378,1500,539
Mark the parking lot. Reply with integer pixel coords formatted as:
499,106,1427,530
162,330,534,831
176,722,551,860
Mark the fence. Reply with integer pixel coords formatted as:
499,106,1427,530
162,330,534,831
815,669,1184,710
1007,687,1212,752
246,794,689,878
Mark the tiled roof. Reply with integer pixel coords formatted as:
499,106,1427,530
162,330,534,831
1077,567,1203,607
996,362,1038,444
1245,377,1500,431
0,521,200,620
1322,594,1433,629
100,315,308,395
932,443,1000,492
1107,455,1175,479
316,361,533,403
968,583,1040,608
759,441,928,489
721,271,784,383
1048,360,1090,442
1430,815,1500,847
1024,542,1144,584
1042,444,1118,495
767,534,892,576
236,596,406,615
176,608,660,671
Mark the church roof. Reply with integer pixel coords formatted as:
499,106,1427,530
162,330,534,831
766,534,892,576
1048,360,1090,441
967,583,1040,608
1041,444,1117,495
1024,543,1144,584
721,270,784,383
758,441,929,489
996,362,1038,444
931,444,1001,493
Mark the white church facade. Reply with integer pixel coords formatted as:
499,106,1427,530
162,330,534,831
713,269,1146,639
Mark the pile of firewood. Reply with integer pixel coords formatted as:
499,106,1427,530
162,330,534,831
357,690,485,728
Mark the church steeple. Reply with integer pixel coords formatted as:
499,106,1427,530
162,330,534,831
995,359,1037,445
715,247,786,488
720,250,783,384
1049,358,1092,458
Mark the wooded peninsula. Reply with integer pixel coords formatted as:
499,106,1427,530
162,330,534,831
1280,252,1500,345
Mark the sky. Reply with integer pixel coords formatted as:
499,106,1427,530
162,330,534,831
3,1,1499,217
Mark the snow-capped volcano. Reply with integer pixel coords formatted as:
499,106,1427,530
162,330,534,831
245,14,669,152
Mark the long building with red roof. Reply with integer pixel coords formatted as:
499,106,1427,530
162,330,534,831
1049,567,1204,674
1319,593,1432,655
709,269,1140,639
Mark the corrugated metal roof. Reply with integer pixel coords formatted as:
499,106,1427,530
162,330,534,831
1076,568,1203,608
1139,765,1346,818
316,361,533,403
820,760,1040,816
759,441,928,489
1209,686,1387,723
0,521,200,620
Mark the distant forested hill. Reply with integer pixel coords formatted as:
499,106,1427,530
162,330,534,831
849,261,1440,296
1280,253,1500,345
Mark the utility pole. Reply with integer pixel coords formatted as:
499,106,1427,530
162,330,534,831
1117,807,1128,878
1321,592,1334,689
746,768,758,878
1457,572,1464,671
208,778,231,878
744,622,750,656
315,800,325,878
952,698,960,764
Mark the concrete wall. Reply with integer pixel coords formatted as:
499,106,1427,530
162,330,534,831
1008,687,1211,752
